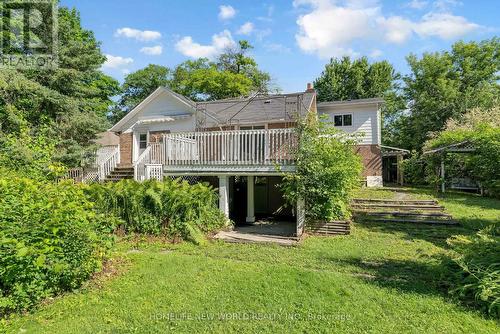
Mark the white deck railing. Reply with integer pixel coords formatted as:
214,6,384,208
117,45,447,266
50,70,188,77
150,128,297,167
134,146,152,181
97,146,120,181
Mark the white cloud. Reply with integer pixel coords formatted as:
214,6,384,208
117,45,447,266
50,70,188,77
237,22,254,35
294,0,481,58
377,16,414,44
140,45,163,55
369,49,383,58
103,54,133,68
407,0,428,10
414,12,480,39
115,27,162,42
218,5,236,20
294,0,380,58
175,30,236,59
122,69,131,75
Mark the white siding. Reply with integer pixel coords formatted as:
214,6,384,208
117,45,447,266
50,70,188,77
318,104,381,145
121,90,196,133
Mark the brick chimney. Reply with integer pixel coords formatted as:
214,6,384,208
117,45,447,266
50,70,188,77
306,82,315,93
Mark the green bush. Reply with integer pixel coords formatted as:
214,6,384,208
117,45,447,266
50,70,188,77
0,178,112,316
400,152,426,185
84,179,229,243
424,107,500,197
446,226,500,318
281,119,362,221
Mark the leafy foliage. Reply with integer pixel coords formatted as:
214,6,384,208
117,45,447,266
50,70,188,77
281,118,362,221
84,179,229,243
446,226,500,318
109,40,273,122
0,5,120,172
387,38,499,151
0,177,112,316
314,56,398,102
424,106,500,196
111,64,171,123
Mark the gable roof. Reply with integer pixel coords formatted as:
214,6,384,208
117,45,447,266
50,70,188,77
197,92,316,128
109,87,196,132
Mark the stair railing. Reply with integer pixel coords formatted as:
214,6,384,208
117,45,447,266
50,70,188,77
134,146,152,181
97,146,120,181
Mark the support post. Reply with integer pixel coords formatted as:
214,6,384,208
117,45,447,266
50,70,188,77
218,175,230,218
397,154,404,186
296,197,305,237
441,158,445,193
246,176,255,223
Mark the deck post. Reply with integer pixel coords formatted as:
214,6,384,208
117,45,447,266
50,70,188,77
218,175,230,218
246,175,255,223
441,158,445,193
296,197,305,237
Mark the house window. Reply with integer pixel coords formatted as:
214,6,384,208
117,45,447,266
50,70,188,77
139,134,147,149
240,125,266,130
333,114,353,127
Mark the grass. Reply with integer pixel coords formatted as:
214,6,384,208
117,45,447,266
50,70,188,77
2,188,499,333
354,186,500,230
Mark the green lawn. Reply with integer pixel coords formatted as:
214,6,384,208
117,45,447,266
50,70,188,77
2,188,499,333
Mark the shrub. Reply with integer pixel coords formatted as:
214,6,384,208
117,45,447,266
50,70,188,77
0,178,112,316
424,106,500,197
280,119,362,221
446,226,500,318
83,179,229,243
400,152,426,185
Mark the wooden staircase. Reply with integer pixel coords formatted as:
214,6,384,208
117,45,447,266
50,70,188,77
352,198,458,225
104,166,134,182
306,221,351,236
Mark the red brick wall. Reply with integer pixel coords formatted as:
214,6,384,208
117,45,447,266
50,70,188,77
355,145,382,177
267,122,297,129
119,133,133,166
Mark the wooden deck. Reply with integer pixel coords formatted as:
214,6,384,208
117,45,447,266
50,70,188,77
135,128,298,180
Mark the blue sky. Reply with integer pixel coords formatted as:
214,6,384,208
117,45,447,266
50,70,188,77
61,0,498,92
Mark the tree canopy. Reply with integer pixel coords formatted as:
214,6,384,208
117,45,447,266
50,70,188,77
111,40,272,122
0,6,120,173
386,38,500,151
314,56,398,102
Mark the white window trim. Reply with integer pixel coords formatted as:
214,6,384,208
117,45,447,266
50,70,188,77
333,113,354,127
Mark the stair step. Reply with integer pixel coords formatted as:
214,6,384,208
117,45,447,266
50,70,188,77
352,198,437,205
352,204,444,210
307,229,350,235
356,211,452,218
366,218,459,225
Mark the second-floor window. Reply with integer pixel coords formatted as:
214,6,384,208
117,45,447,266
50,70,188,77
334,114,353,127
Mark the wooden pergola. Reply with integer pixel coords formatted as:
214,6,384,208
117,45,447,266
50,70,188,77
423,141,477,193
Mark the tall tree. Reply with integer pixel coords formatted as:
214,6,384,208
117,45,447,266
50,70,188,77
314,56,398,102
217,40,272,93
0,5,120,171
388,38,500,151
314,56,403,146
111,64,171,123
110,40,273,120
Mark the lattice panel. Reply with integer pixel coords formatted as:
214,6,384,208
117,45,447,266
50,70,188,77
168,175,201,185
